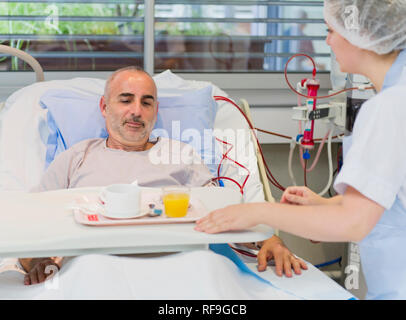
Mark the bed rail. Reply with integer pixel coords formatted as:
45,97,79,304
0,44,44,82
239,99,275,202
238,98,280,235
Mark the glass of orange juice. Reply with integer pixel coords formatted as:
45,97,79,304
162,186,190,218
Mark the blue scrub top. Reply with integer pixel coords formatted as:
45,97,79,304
383,50,406,90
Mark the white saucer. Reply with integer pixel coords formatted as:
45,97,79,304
98,196,148,220
100,209,149,220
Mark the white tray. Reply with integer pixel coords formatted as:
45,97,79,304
73,190,208,226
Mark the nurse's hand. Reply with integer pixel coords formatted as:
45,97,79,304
257,236,308,277
194,203,258,234
281,186,327,206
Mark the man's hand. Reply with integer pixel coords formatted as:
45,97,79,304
257,236,307,277
19,257,62,285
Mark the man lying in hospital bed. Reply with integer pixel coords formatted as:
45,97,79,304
0,62,354,299
17,66,307,288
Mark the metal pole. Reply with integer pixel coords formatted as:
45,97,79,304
144,0,155,75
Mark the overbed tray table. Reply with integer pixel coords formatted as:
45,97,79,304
0,187,274,258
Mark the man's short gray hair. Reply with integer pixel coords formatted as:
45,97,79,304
104,66,150,101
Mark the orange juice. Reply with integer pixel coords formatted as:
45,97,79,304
163,193,190,218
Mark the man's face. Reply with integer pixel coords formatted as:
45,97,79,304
100,71,158,148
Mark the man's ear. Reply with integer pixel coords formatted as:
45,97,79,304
99,96,107,117
156,101,159,116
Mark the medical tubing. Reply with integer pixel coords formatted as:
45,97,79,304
289,125,334,195
337,145,343,172
288,140,298,186
214,96,282,190
297,93,302,112
211,176,244,195
300,131,330,172
214,137,250,195
283,54,344,192
216,140,229,178
215,162,249,195
314,257,342,269
298,120,330,172
219,97,285,191
216,137,234,177
328,168,339,198
213,95,340,192
214,138,242,191
288,132,329,186
229,245,343,270
304,159,308,187
214,96,285,191
255,128,291,140
229,245,258,258
255,127,339,143
306,81,320,148
284,54,375,100
317,122,335,197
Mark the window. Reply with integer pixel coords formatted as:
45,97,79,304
154,0,328,73
0,0,329,73
0,0,145,71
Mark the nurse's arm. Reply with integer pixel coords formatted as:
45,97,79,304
257,186,385,242
196,187,384,242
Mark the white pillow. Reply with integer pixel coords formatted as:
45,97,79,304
0,78,105,191
155,71,265,203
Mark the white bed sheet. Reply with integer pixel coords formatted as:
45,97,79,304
241,257,353,300
0,187,353,300
0,251,353,300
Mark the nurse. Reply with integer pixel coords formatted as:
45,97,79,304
196,0,406,300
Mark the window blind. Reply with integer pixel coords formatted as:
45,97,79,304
0,0,145,71
153,0,329,72
0,0,330,72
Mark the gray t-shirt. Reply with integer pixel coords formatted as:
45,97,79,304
32,137,214,192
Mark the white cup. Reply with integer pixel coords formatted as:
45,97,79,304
100,183,140,218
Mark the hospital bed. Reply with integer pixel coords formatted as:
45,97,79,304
0,45,354,300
